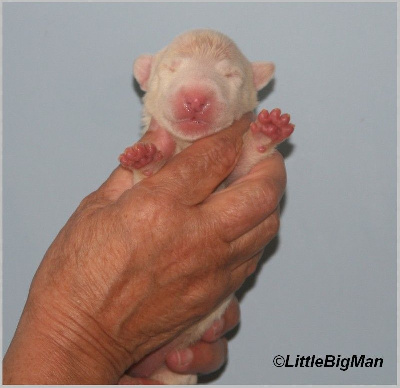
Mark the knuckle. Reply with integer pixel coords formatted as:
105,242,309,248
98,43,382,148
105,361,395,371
269,210,281,236
256,178,280,213
120,187,169,233
229,298,241,327
77,191,99,210
222,297,241,334
246,260,258,277
184,273,231,317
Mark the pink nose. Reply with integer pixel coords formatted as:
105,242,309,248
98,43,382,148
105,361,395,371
183,94,209,113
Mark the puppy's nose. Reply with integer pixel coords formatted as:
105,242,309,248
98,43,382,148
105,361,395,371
183,93,209,113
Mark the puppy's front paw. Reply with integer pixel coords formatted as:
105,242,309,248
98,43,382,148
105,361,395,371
250,109,295,153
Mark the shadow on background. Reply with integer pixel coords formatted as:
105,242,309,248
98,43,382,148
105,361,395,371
133,77,145,99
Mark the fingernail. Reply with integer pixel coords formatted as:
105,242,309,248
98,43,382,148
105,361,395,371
174,348,193,367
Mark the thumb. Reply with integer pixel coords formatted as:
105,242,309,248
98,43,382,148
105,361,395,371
96,165,134,202
139,112,253,206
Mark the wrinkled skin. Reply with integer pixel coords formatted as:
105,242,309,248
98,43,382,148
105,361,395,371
3,116,286,384
120,297,241,384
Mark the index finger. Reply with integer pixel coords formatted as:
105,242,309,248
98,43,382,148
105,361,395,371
140,113,253,206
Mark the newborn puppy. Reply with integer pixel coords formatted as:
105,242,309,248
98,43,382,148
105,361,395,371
119,29,294,384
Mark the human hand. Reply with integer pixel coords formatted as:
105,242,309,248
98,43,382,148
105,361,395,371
118,297,241,384
3,113,285,384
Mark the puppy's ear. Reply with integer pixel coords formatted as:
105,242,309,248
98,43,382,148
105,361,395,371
133,55,153,91
252,62,275,91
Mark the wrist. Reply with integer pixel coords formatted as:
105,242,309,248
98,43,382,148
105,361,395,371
4,287,130,384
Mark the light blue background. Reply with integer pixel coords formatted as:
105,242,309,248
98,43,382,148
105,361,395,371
3,2,397,384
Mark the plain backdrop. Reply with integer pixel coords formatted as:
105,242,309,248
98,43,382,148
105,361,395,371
3,2,397,385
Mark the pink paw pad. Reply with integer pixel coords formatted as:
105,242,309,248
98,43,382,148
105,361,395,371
119,142,163,170
250,108,295,150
